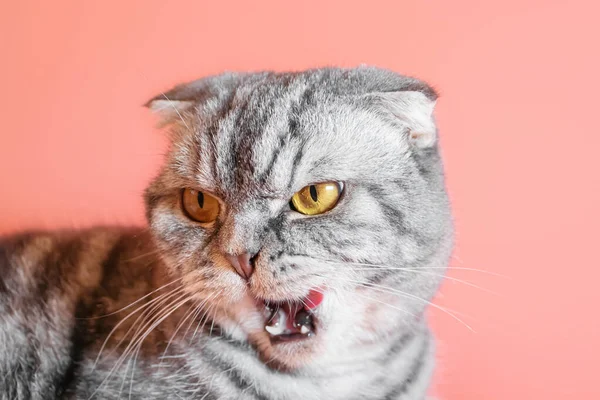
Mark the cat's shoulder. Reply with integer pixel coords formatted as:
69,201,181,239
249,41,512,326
0,227,147,399
0,226,151,301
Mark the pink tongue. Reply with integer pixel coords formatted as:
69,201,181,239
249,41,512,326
304,289,324,310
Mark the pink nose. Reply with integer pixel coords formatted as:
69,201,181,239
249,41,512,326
226,253,255,280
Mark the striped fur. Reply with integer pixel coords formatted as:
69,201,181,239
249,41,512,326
0,66,453,399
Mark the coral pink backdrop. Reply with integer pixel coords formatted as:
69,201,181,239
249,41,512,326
1,1,599,399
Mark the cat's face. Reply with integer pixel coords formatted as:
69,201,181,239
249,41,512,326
144,67,453,370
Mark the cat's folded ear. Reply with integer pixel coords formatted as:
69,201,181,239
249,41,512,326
368,90,438,148
144,95,195,128
144,73,245,128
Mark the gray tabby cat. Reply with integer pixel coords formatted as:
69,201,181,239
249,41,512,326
0,66,453,399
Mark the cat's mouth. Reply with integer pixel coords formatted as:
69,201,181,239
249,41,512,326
261,289,324,343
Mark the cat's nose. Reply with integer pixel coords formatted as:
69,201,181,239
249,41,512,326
226,252,256,280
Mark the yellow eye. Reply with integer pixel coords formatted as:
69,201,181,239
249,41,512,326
290,182,342,215
182,188,220,223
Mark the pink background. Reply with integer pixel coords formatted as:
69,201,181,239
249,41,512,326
1,1,599,398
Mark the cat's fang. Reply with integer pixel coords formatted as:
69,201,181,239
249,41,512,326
265,324,286,335
263,302,316,339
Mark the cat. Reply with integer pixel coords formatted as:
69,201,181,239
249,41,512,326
0,66,453,400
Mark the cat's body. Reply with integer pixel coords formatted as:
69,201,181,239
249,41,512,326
0,67,452,399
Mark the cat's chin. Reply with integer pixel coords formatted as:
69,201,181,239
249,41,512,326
253,330,321,372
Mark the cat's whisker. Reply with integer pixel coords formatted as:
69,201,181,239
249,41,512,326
193,294,222,341
309,256,508,278
161,291,223,368
159,299,202,368
352,266,509,278
121,248,165,263
345,266,499,295
208,297,224,337
91,285,184,370
401,269,500,295
329,275,475,332
128,340,142,400
351,290,420,318
117,357,132,399
101,286,186,365
83,277,183,320
183,292,218,340
183,302,206,340
121,292,192,361
114,288,186,356
89,291,192,399
116,295,194,376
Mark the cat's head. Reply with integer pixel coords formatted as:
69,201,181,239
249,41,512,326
144,67,453,371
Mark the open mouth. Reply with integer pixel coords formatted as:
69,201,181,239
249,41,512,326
262,289,324,343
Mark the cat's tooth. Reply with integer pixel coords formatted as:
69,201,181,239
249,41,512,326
277,308,287,326
300,325,310,335
265,309,288,335
265,324,285,335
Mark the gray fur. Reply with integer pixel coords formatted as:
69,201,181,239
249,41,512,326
0,66,452,399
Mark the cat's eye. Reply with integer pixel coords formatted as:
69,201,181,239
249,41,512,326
290,182,342,215
182,188,220,223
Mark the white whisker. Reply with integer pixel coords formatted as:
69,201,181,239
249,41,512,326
83,277,183,320
88,290,191,399
307,256,508,278
91,284,184,370
335,275,475,332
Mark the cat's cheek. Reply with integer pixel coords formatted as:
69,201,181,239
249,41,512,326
224,293,266,336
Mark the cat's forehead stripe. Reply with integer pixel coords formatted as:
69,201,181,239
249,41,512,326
205,79,313,198
174,68,428,200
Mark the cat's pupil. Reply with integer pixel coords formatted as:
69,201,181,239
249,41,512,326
309,185,318,202
197,192,205,208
